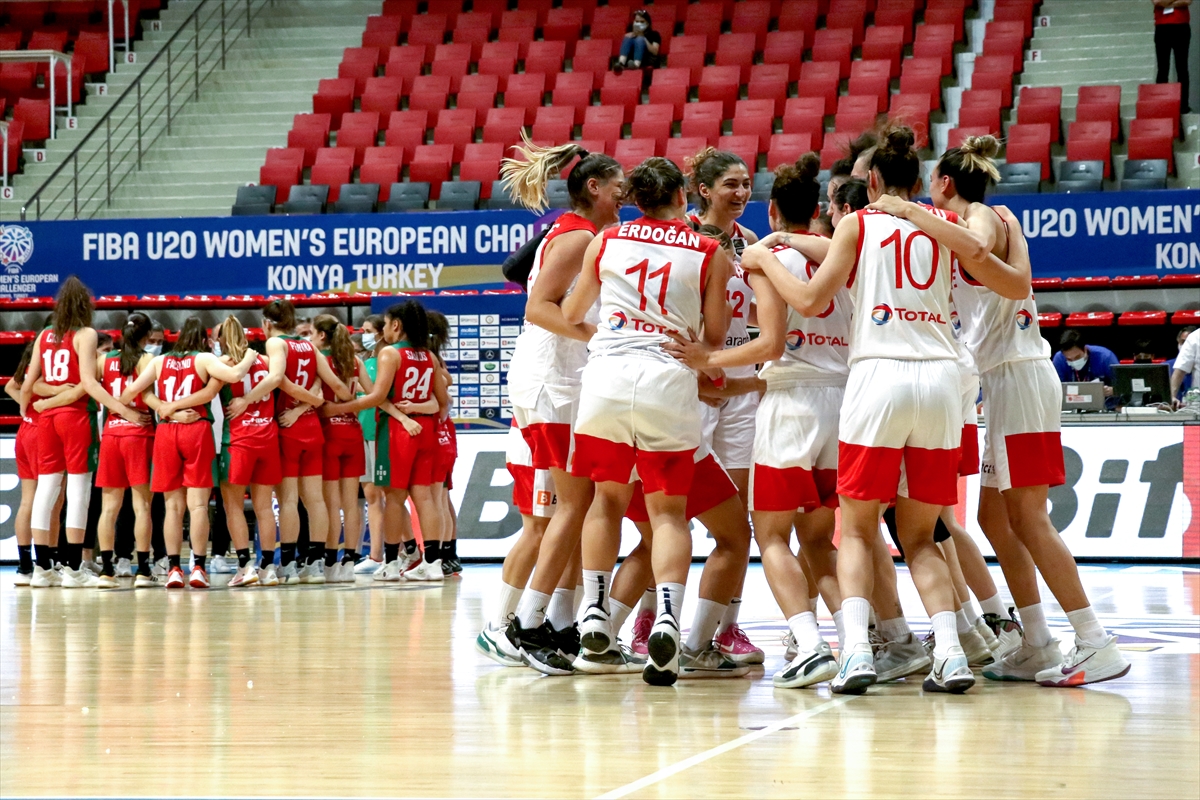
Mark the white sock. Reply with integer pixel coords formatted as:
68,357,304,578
878,616,911,643
715,596,741,636
638,587,657,615
842,596,871,650
1066,606,1108,648
955,608,973,635
657,582,686,622
582,569,611,612
962,598,982,626
1018,603,1053,648
980,593,1007,618
931,610,960,657
574,584,584,616
515,590,550,630
788,611,822,654
685,598,726,651
832,609,845,651
610,598,634,634
547,588,575,631
494,582,523,626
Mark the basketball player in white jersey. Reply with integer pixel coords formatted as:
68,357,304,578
562,157,733,686
478,137,626,673
742,126,1032,694
873,135,1129,687
674,153,846,688
685,148,764,661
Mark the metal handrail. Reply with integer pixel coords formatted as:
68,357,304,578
21,0,272,221
0,50,73,138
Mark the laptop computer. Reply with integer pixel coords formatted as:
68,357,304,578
1061,382,1107,412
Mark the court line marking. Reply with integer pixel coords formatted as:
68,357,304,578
594,695,856,800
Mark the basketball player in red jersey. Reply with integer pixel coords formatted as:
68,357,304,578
479,138,625,671
260,299,352,585
311,314,368,583
213,316,281,588
426,311,461,576
563,157,732,686
326,300,449,580
94,312,191,588
877,135,1129,687
742,126,1030,694
120,317,256,588
21,277,147,588
6,341,63,586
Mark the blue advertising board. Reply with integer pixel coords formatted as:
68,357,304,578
0,189,1195,300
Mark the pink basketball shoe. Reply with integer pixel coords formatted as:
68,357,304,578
715,624,765,665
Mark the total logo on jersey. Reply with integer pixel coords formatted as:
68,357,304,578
786,330,848,350
870,303,947,326
950,310,961,333
1016,309,1033,330
608,310,628,330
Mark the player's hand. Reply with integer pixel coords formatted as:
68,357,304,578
173,409,201,424
867,194,910,218
279,407,304,428
402,417,423,437
1103,385,1113,398
226,397,249,419
121,406,152,426
662,328,712,370
32,398,49,412
755,232,788,250
396,400,419,413
159,402,177,419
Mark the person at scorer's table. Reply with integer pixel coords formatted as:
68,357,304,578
1052,329,1119,402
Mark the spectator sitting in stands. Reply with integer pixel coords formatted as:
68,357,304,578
614,9,660,74
1053,329,1119,399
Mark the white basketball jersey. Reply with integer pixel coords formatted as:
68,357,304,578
724,264,757,378
589,217,719,362
508,212,598,405
951,256,1048,374
759,241,853,386
848,208,958,365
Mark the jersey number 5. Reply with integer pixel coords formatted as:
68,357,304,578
626,259,672,314
881,230,939,290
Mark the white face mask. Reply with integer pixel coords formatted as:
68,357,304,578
145,344,162,357
362,333,377,351
1067,354,1088,371
212,341,223,357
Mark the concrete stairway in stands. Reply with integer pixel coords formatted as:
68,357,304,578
4,0,378,221
1016,0,1198,188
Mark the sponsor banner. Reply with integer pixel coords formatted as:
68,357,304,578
0,424,1195,560
0,190,1194,300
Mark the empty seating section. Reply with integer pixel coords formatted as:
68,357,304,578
248,0,1187,211
0,0,160,179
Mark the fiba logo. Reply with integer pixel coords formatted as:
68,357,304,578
1016,310,1033,330
871,304,893,325
0,225,34,274
609,310,628,330
785,330,805,350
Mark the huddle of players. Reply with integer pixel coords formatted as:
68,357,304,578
8,288,461,591
476,127,1131,692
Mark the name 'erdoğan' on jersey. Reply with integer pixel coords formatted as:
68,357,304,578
758,241,853,387
847,207,959,365
589,217,719,363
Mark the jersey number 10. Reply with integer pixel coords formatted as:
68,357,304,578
881,229,939,290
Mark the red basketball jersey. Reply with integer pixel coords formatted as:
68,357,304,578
37,328,90,414
102,352,152,437
221,353,277,445
320,351,361,428
156,351,211,422
391,345,436,405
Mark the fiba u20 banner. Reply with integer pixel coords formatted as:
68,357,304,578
0,189,1196,300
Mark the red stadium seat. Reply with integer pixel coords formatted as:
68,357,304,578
433,109,478,160
1137,82,1181,123
767,133,815,170
457,74,500,116
312,78,354,129
1067,121,1113,177
408,75,451,114
777,0,818,39
385,110,428,158
335,125,377,166
588,6,628,43
994,0,1034,38
496,26,537,58
819,132,854,169
862,26,905,76
524,40,566,75
898,65,942,111
1110,275,1160,288
503,73,547,119
364,146,405,165
460,161,502,198
983,32,1024,74
683,2,724,51
1005,123,1053,180
747,63,791,117
957,104,1001,135
762,31,807,82
680,101,725,144
631,104,675,153
848,60,892,113
1038,312,1063,328
889,94,931,147
73,31,111,76
731,0,772,49
873,1,916,44
825,4,866,47
599,71,643,122
782,97,826,151
613,138,658,171
697,65,742,118
798,61,840,116
1074,101,1120,143
717,134,759,172
543,7,583,42
665,35,707,85
665,137,711,168
310,162,352,203
732,112,774,152
531,105,575,144
1118,311,1168,326
647,68,692,118
924,3,964,41
1018,86,1063,142
407,14,449,54
1127,117,1176,172
1066,312,1115,328
12,98,49,141
714,33,757,83
970,66,1014,108
912,37,954,77
1172,309,1200,325
260,162,301,204
811,28,853,78
553,72,596,124
572,39,614,74
582,106,625,150
482,107,527,146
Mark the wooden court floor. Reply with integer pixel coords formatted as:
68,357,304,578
1,564,1197,799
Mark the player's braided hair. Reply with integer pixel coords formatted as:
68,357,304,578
314,314,356,384
937,135,1001,203
500,132,622,214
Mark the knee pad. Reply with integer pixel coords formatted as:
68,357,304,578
31,473,64,531
65,473,93,529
